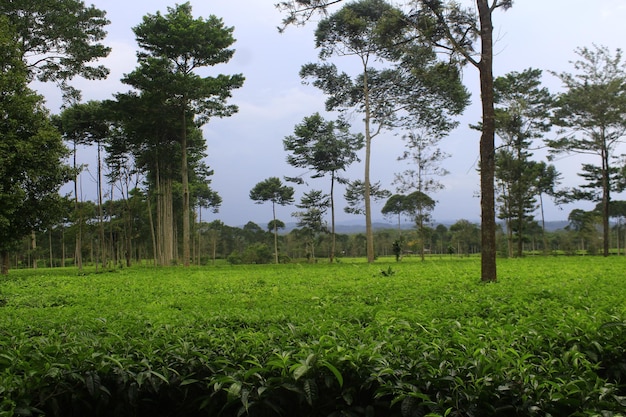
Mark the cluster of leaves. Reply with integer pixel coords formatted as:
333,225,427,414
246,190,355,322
0,258,625,416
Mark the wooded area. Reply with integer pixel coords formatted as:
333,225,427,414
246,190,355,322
2,0,626,276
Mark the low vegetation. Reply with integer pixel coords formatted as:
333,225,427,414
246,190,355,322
1,257,625,416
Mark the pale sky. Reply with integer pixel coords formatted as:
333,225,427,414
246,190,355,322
37,0,626,228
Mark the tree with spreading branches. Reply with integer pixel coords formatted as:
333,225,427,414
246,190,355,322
284,113,362,262
547,45,626,257
250,177,295,264
277,0,507,280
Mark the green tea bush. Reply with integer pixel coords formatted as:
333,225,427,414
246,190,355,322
0,258,625,416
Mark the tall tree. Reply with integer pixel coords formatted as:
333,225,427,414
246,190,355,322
249,177,295,264
2,0,110,96
404,190,436,260
292,189,330,261
490,68,554,257
278,0,507,279
284,113,363,262
381,194,408,237
56,101,110,268
109,87,182,266
131,2,244,266
394,128,450,195
301,0,467,262
0,19,73,274
417,0,512,281
547,45,626,257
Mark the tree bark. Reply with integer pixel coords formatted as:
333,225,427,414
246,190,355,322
273,202,279,264
330,173,336,263
73,141,83,271
363,67,375,263
477,0,497,282
602,142,610,256
1,250,9,275
181,104,191,267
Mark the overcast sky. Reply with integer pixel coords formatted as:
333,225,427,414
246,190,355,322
38,0,626,228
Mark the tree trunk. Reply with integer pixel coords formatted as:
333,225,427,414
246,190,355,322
31,231,37,269
49,229,53,268
1,250,9,275
330,173,336,263
97,141,106,269
539,193,548,254
363,67,375,263
181,105,191,267
477,0,497,282
602,143,610,256
146,189,157,266
273,202,279,264
73,141,83,271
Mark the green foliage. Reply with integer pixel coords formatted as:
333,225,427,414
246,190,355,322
1,258,625,416
1,0,110,87
0,21,73,269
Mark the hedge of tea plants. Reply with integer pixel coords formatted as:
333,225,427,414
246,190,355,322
0,257,625,416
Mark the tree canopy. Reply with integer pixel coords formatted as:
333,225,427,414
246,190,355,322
0,19,73,274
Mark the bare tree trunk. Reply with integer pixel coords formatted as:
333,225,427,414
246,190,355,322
1,250,9,275
49,229,53,268
146,189,157,266
363,67,375,263
181,105,191,267
601,144,610,256
73,141,83,271
477,0,497,282
273,202,279,264
31,231,37,269
330,173,336,263
539,193,548,254
97,141,106,269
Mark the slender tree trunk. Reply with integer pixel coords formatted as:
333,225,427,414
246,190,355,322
31,231,37,269
539,193,548,254
1,250,9,275
363,67,374,263
602,142,610,257
146,189,157,266
62,226,66,267
182,103,191,267
97,141,106,269
273,202,279,264
73,141,83,271
330,173,336,263
477,0,497,282
49,229,53,268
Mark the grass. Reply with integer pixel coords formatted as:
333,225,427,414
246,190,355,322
0,257,625,416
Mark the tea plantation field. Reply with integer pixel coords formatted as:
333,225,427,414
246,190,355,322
1,257,625,416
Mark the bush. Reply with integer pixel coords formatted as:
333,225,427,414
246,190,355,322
242,243,273,264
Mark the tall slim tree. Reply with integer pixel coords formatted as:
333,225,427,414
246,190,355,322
249,177,295,264
284,113,363,262
417,0,512,281
56,101,110,268
301,0,467,262
131,2,244,266
292,189,330,262
490,68,554,257
547,45,626,257
404,190,436,260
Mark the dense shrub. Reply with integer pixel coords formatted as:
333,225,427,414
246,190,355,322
1,257,625,416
